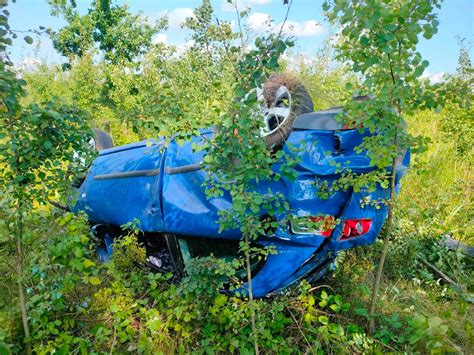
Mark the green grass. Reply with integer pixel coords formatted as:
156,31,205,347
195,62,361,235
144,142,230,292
400,110,473,243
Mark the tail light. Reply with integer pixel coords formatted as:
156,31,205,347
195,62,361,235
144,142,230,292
291,216,335,237
341,219,372,240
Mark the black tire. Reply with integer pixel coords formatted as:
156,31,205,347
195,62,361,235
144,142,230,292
262,73,314,148
92,128,114,151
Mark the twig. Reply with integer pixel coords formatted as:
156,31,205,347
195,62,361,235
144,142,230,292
308,284,334,293
288,305,354,323
371,336,399,352
232,0,246,51
288,308,312,350
109,327,117,355
47,198,70,212
418,257,464,291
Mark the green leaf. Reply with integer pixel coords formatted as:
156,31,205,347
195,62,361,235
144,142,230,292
414,65,424,78
318,315,329,325
89,276,101,285
24,35,33,44
43,140,52,150
355,308,369,317
408,32,418,44
360,36,369,46
366,56,379,67
423,29,433,39
83,259,96,268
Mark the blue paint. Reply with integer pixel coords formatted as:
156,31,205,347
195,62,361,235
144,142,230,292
96,229,115,262
97,246,110,263
71,127,409,297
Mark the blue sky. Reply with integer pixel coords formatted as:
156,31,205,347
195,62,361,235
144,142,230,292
8,0,474,80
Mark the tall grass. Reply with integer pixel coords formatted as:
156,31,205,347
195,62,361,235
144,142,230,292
400,110,473,243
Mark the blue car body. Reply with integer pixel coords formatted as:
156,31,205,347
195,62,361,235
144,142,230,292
71,124,409,297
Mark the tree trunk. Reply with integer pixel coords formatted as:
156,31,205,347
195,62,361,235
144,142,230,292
244,234,259,355
16,209,31,354
368,146,398,335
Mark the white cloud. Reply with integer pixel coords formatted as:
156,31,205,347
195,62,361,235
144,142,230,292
159,8,195,30
152,33,168,44
174,40,196,56
327,32,341,47
17,57,41,72
222,0,272,12
247,0,272,4
221,1,235,12
421,70,445,84
282,20,325,37
284,53,313,70
246,12,325,37
246,12,273,32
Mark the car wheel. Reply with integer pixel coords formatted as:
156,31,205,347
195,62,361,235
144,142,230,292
261,73,314,149
91,128,114,151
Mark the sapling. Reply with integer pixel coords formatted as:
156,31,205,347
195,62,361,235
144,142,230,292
324,0,445,334
0,2,93,351
192,2,298,352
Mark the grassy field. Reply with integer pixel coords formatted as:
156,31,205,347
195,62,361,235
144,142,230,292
401,110,473,244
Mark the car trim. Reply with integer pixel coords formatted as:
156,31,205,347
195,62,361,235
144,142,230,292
94,168,161,180
166,163,202,175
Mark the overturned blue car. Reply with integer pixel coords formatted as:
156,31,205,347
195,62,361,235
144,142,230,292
71,75,409,297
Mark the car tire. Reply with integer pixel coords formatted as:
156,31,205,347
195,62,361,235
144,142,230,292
262,73,314,149
92,128,114,151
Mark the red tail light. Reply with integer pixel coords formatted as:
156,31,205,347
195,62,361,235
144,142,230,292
291,216,335,237
341,219,372,240
308,216,334,237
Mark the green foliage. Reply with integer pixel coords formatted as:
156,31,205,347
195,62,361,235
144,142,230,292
1,4,93,208
22,56,138,146
48,0,160,64
400,109,473,244
1,2,93,351
181,4,301,351
111,231,146,273
440,42,474,157
323,0,470,336
1,102,93,205
1,0,473,353
26,213,101,353
20,230,383,353
289,45,357,110
201,31,296,238
325,0,446,167
408,314,450,350
23,3,236,142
